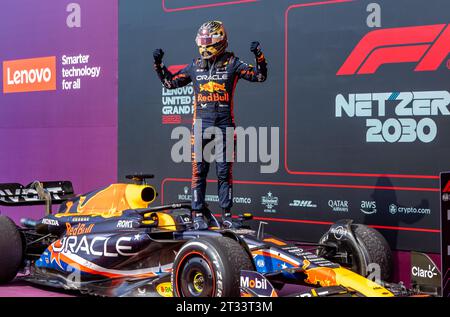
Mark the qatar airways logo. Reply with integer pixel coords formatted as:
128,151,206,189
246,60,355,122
337,24,450,75
336,91,450,143
3,56,56,93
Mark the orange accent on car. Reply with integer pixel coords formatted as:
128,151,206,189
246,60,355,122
263,238,287,246
304,267,338,287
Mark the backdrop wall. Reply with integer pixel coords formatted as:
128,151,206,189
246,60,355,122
119,0,449,254
0,0,118,223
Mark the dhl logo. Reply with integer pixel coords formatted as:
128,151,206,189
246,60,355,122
199,81,226,93
3,56,56,93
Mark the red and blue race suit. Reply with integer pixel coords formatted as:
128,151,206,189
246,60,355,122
155,51,267,211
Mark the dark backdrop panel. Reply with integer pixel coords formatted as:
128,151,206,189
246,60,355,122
119,0,448,253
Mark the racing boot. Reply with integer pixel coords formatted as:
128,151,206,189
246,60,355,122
192,210,209,230
221,209,241,229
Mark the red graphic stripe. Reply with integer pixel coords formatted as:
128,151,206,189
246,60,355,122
161,178,439,198
212,213,439,233
161,178,440,233
167,64,188,73
162,115,182,124
337,24,444,75
443,181,450,193
357,45,430,74
162,0,258,13
258,217,440,233
416,25,450,71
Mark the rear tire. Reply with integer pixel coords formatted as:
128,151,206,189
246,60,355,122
172,236,253,297
0,216,23,284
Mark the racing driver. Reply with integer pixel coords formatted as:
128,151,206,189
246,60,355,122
153,20,267,229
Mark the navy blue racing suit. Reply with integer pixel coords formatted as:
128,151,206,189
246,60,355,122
155,51,267,212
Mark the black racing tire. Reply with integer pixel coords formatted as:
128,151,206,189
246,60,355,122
171,236,253,297
318,224,392,282
0,216,23,284
353,224,392,282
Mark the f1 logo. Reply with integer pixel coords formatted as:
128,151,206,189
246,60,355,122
337,24,450,75
443,180,450,193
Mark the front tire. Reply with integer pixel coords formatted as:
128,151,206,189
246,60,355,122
318,223,392,282
172,236,253,297
0,216,24,284
352,224,392,281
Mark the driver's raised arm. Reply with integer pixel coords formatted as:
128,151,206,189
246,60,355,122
153,48,192,89
235,41,267,82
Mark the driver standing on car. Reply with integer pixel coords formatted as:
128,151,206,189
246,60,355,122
153,21,267,229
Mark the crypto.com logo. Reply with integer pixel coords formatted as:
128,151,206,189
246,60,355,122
337,24,450,75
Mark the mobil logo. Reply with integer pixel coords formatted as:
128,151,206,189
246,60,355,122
240,274,268,290
3,56,56,93
337,24,450,75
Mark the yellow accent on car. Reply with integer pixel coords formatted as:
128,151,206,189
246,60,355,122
193,272,204,293
332,267,394,297
154,212,177,231
156,282,173,297
125,184,156,208
54,184,156,218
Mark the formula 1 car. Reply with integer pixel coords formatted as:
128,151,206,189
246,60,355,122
0,175,409,297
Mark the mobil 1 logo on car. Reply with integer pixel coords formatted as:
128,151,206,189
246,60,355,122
240,270,275,297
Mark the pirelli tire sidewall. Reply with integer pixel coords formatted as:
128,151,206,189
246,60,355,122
171,236,253,297
0,215,24,284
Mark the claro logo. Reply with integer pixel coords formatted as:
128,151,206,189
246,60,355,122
337,24,450,75
3,56,56,93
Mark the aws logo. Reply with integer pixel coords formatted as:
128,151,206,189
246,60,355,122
3,56,56,93
337,24,450,75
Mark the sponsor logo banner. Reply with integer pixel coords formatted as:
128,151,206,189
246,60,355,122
261,192,278,213
410,251,441,295
3,56,56,93
328,200,349,212
440,172,450,297
240,270,275,297
161,64,193,124
360,200,377,215
289,199,317,208
388,204,431,216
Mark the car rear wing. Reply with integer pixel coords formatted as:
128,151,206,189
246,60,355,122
0,181,74,207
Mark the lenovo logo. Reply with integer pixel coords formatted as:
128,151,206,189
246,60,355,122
337,24,450,75
3,56,56,93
